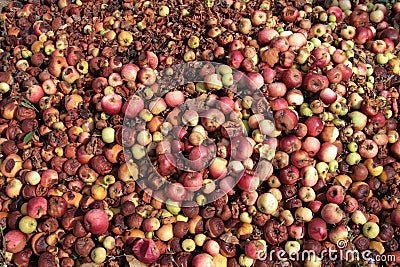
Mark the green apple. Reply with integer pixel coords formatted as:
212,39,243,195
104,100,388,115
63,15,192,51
346,152,361,165
221,73,234,86
347,142,358,153
91,247,107,263
194,233,207,246
351,210,367,225
216,65,232,76
329,160,338,173
166,199,181,215
238,254,254,267
19,216,37,234
349,111,367,130
182,239,196,252
158,6,169,17
257,193,278,214
188,36,200,49
102,127,115,143
103,236,116,250
376,53,390,64
285,240,301,255
363,222,380,239
0,82,10,94
310,37,321,47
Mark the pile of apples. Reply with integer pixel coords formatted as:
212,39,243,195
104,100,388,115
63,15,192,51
0,0,400,266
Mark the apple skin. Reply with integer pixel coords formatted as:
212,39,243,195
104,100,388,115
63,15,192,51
308,218,328,241
27,197,48,219
302,72,329,93
132,238,161,264
4,230,27,253
230,137,253,161
101,93,122,115
181,172,203,191
244,240,265,260
167,183,187,202
325,185,345,204
238,173,260,192
192,253,215,267
83,209,109,235
362,222,380,239
321,203,344,224
48,196,68,218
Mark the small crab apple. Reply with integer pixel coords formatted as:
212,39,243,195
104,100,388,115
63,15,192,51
83,209,109,235
118,30,133,47
167,183,187,202
371,40,387,53
244,240,266,260
27,197,48,219
25,85,44,104
326,185,345,204
101,93,122,115
251,10,267,26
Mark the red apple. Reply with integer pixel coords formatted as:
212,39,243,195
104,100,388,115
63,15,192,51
132,239,161,264
281,69,302,89
48,196,68,218
230,137,253,161
181,172,203,191
237,172,260,192
279,165,300,185
101,93,122,115
274,109,298,131
326,67,343,84
167,183,187,202
321,203,344,224
358,139,378,159
25,85,44,104
4,230,27,253
302,72,329,93
308,218,328,241
305,116,324,137
258,28,279,45
279,135,301,154
244,240,266,260
326,185,345,204
83,208,109,235
27,197,48,219
267,82,287,97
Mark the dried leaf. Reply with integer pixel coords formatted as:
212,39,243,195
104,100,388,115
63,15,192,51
126,255,149,267
220,231,240,244
23,131,35,144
